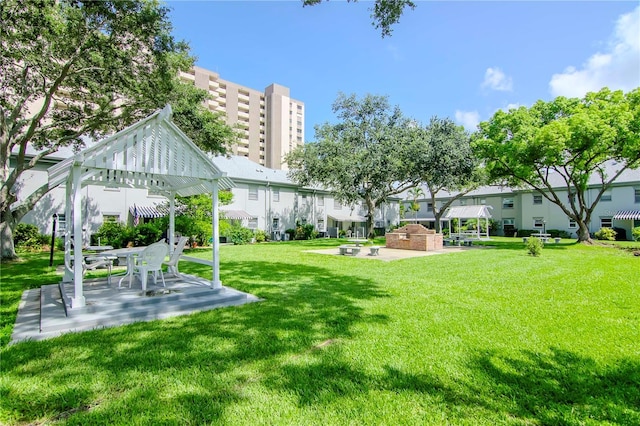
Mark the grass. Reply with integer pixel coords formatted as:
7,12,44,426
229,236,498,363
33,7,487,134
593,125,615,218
1,237,639,425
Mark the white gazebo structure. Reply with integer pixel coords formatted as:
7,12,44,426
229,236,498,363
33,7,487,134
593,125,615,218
443,205,493,240
47,105,234,309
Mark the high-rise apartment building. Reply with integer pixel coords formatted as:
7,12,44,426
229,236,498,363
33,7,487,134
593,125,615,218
179,66,304,170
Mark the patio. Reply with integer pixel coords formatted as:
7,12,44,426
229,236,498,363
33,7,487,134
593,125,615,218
11,273,260,343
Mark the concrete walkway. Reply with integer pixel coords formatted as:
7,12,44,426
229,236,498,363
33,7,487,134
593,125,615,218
305,245,479,261
11,274,260,344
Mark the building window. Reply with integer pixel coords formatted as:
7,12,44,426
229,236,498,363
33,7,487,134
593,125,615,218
103,214,119,223
568,191,576,203
635,188,640,203
301,194,308,204
317,196,324,207
427,203,433,212
272,217,279,230
533,194,542,205
600,217,612,228
503,197,514,209
334,199,342,210
248,186,258,201
600,190,612,202
533,217,545,229
502,218,515,228
317,219,325,231
248,218,258,229
568,218,577,229
479,198,486,205
272,188,280,202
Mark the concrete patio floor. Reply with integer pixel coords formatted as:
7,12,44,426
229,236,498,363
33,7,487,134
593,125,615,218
305,244,481,261
11,273,260,344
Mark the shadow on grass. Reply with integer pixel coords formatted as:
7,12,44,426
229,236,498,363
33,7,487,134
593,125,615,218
476,239,578,251
0,259,390,424
263,345,640,424
468,347,640,424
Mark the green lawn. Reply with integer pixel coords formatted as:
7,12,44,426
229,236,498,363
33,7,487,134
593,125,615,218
1,238,639,425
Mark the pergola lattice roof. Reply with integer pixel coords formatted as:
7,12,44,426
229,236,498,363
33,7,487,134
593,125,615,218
48,105,233,195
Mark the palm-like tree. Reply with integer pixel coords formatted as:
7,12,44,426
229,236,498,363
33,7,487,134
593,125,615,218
407,187,425,221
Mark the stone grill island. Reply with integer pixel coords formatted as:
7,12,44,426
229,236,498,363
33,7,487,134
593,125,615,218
386,224,443,251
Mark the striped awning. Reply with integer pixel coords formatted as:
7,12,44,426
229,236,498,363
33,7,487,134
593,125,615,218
613,210,640,220
220,209,255,220
130,205,167,219
328,214,367,222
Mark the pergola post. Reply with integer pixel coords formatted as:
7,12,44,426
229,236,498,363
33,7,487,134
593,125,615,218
71,165,85,308
169,193,176,252
211,180,222,289
62,178,73,283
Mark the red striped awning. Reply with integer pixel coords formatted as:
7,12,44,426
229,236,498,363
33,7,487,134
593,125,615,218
613,210,640,220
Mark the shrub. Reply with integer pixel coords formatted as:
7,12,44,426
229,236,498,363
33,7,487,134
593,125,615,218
254,229,269,243
295,223,317,240
14,223,47,251
229,226,253,245
632,226,640,242
93,221,128,248
517,229,538,237
134,222,163,246
594,227,617,241
526,236,543,257
546,229,572,239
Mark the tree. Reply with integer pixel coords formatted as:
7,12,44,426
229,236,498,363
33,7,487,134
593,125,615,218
302,0,416,37
407,187,424,220
411,117,480,232
286,93,421,239
0,0,235,259
472,87,640,243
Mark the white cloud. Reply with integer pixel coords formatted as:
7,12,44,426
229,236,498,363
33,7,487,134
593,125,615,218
455,110,480,131
481,67,513,92
502,103,522,112
549,6,640,97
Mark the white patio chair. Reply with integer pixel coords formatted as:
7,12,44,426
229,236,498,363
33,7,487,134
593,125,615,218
163,236,189,278
132,241,169,290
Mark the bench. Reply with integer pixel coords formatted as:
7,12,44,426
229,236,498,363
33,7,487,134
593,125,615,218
339,245,360,256
369,246,380,256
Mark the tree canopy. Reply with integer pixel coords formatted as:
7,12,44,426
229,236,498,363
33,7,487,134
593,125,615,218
472,87,640,242
302,0,416,37
286,93,421,238
0,0,235,259
409,117,479,232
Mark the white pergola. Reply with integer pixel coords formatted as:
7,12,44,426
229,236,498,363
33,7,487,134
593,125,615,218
443,205,493,240
48,105,234,309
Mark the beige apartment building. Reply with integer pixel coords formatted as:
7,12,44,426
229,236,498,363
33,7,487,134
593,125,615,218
179,66,304,170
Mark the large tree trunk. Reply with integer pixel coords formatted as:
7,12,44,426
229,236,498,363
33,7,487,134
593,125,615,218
1,208,18,260
576,221,593,243
365,197,376,239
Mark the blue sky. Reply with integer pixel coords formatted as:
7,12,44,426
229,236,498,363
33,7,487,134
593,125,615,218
167,1,640,136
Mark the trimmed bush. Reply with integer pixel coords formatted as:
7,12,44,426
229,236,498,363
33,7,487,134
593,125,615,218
230,226,253,245
525,236,543,257
254,229,269,243
517,229,538,237
594,227,617,241
632,226,640,242
546,229,572,239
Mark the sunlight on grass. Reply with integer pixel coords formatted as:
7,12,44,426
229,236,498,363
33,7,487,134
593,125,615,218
1,239,639,424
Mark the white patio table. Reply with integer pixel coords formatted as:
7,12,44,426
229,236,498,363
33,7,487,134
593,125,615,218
101,246,147,288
